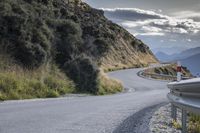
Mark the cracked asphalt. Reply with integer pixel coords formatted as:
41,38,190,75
0,66,169,133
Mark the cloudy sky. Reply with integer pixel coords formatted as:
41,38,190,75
83,0,200,54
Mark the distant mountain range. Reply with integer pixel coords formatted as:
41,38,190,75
155,52,172,62
152,46,187,55
181,54,200,76
155,47,200,75
156,47,200,62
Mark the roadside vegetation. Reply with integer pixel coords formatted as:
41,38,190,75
0,53,123,100
148,65,199,133
172,114,200,133
152,64,192,77
104,64,148,73
188,114,200,133
0,54,75,100
97,71,123,95
142,64,193,80
0,0,124,100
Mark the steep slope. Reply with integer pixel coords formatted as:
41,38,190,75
0,0,157,98
70,0,158,70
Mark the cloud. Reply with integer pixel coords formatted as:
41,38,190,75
101,8,169,21
101,8,200,54
139,32,165,36
172,11,200,22
142,26,163,32
187,39,192,42
101,8,200,36
172,27,188,34
169,39,177,42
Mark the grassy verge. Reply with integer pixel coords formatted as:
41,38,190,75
0,54,123,101
97,71,123,95
188,114,200,133
0,55,75,100
104,64,148,73
172,112,200,133
141,64,193,80
0,67,75,100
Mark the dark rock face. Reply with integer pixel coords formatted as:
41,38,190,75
0,0,158,92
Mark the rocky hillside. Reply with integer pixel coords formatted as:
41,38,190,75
78,3,158,70
0,0,157,99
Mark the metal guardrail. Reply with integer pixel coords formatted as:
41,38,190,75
167,78,200,133
141,72,192,81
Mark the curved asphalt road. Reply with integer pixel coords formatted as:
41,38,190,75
0,66,169,133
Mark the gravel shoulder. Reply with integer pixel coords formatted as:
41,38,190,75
113,103,167,133
150,104,182,133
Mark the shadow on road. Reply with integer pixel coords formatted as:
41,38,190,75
113,103,168,133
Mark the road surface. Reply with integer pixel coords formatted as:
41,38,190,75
0,67,169,133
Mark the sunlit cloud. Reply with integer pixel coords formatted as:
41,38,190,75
172,11,200,21
102,8,200,36
101,8,169,20
101,7,200,54
142,26,163,33
139,32,165,36
169,39,177,42
187,39,192,42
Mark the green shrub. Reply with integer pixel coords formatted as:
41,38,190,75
94,38,109,55
154,68,161,74
0,92,5,100
46,90,59,98
16,41,47,68
0,2,12,15
64,55,99,94
53,19,83,66
0,0,124,97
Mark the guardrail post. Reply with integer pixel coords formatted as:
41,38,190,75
182,109,187,133
177,61,182,82
171,104,177,121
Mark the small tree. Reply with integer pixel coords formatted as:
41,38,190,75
64,55,100,94
74,0,79,6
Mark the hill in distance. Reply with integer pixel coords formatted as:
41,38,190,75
156,47,200,62
181,53,200,76
155,52,171,62
153,46,187,55
0,0,158,100
156,47,200,75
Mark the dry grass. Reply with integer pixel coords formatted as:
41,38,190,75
0,54,75,100
146,64,192,77
188,114,200,133
172,120,182,130
0,54,124,100
97,71,123,95
103,64,148,73
171,113,200,133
